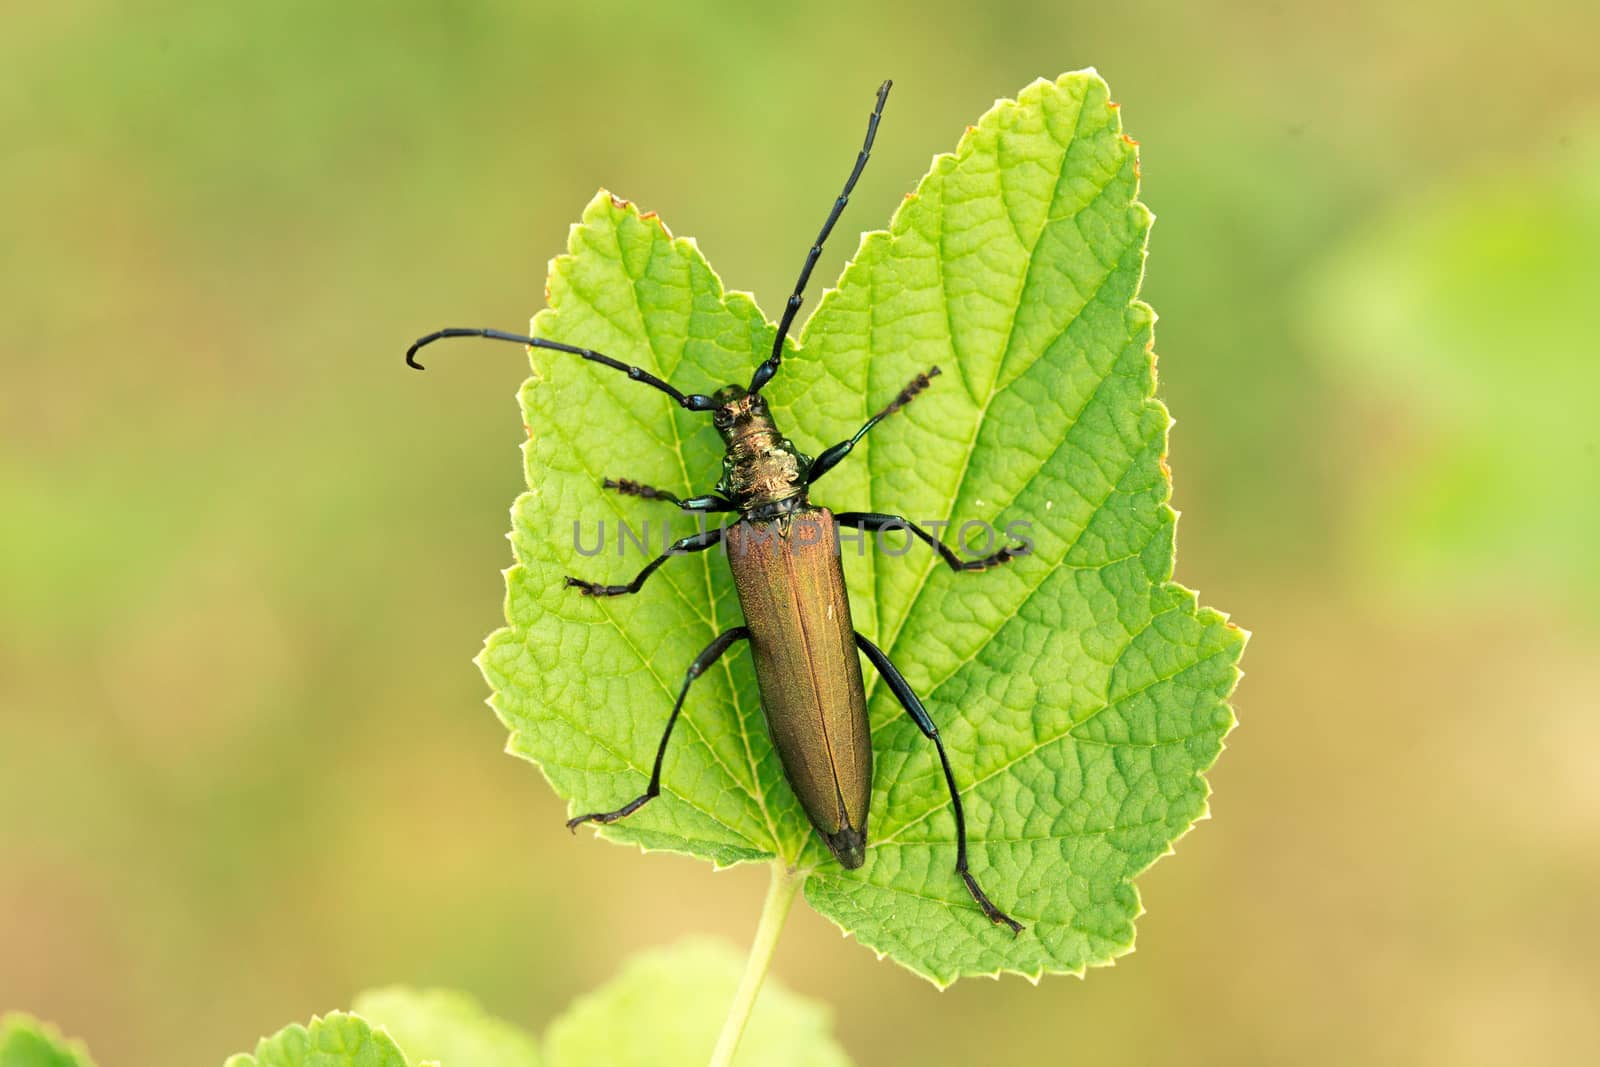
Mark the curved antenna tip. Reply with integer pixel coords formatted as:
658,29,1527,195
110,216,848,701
406,331,449,370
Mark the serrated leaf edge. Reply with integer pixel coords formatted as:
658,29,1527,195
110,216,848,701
787,70,1248,986
0,1012,98,1067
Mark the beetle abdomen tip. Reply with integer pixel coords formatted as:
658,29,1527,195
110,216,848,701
824,825,867,870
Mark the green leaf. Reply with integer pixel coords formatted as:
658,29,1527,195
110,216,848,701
211,940,843,1067
1300,132,1600,616
542,938,849,1067
479,71,1245,983
224,1012,407,1067
0,1014,96,1067
351,989,540,1067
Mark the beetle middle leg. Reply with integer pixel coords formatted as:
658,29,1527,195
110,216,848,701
566,625,751,830
835,512,1026,571
854,631,1023,934
565,526,724,597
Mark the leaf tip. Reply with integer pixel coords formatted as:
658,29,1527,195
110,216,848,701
637,208,674,239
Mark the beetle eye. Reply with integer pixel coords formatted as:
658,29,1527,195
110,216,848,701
713,410,733,429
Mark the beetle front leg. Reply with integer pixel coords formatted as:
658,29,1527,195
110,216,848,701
855,631,1023,935
835,511,1026,571
602,477,735,514
566,526,724,597
566,625,751,830
807,367,941,486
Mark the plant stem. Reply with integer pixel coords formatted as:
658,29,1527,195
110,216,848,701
708,861,804,1067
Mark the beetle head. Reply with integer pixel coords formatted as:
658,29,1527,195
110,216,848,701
710,384,773,442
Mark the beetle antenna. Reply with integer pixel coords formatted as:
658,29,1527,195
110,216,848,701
406,327,717,411
749,79,892,396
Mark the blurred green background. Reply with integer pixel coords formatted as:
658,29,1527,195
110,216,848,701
3,1,1596,1063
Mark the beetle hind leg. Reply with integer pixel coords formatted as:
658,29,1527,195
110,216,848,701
854,631,1024,935
565,625,750,831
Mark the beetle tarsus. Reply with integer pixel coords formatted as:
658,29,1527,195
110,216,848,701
603,477,678,502
565,576,634,597
949,541,1028,571
566,796,652,830
878,365,941,419
962,870,1024,935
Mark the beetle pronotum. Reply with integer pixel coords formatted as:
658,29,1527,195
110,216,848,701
409,81,1026,932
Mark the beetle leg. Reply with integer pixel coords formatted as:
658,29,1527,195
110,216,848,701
565,526,724,597
566,625,751,831
601,477,735,513
834,511,1026,571
854,631,1023,935
806,367,941,486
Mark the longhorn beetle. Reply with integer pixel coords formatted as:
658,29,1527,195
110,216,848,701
408,81,1026,933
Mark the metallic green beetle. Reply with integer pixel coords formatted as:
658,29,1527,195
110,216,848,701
406,81,1025,932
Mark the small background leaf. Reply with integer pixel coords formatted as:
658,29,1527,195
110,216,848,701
0,1015,95,1067
479,71,1244,984
1301,131,1600,621
224,1013,408,1067
541,938,849,1067
351,989,540,1067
